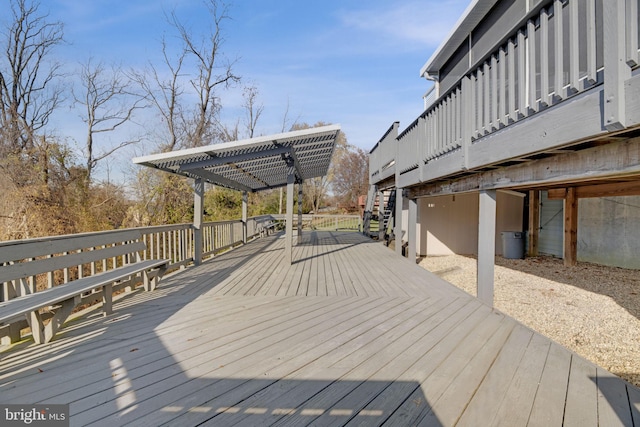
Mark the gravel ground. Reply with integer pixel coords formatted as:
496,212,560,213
418,254,640,387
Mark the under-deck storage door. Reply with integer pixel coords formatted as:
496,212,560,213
538,191,564,257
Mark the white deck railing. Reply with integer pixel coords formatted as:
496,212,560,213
372,0,640,186
368,122,399,183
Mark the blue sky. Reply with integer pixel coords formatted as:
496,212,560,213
42,0,470,181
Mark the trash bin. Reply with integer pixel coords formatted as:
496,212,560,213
501,231,525,259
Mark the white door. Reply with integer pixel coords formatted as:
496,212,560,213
538,191,563,257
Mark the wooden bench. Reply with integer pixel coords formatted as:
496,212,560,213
255,216,279,237
0,229,170,344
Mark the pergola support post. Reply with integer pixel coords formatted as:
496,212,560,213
193,178,204,266
285,171,295,264
477,190,496,306
297,181,303,244
242,191,248,244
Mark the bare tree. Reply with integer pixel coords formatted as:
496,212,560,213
218,83,263,141
0,0,64,153
242,84,263,138
130,38,187,152
74,58,145,183
170,0,240,147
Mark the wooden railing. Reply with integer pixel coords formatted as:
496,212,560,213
202,219,246,258
369,122,399,183
372,0,640,187
271,214,362,232
0,216,270,304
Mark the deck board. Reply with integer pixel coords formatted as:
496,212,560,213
1,230,638,426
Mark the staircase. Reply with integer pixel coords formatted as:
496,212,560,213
380,189,396,244
362,187,397,243
362,185,377,236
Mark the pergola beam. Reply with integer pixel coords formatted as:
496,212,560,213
188,169,253,193
283,147,304,181
179,145,291,171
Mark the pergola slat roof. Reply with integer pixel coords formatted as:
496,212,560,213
133,124,341,192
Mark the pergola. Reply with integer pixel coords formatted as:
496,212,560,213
133,124,341,264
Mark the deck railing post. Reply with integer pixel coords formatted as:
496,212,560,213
461,75,473,170
193,178,204,266
603,0,631,131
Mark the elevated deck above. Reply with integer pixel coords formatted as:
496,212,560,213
370,0,640,196
1,231,638,425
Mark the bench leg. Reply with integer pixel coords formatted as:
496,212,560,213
125,275,134,293
44,298,77,343
103,283,113,316
143,270,152,291
0,323,22,345
144,265,167,292
26,311,45,345
154,265,168,291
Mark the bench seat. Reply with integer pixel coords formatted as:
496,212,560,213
0,229,170,344
0,259,169,326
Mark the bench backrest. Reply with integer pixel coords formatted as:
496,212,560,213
254,215,275,225
0,229,145,284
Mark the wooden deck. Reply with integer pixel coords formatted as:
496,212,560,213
1,231,639,426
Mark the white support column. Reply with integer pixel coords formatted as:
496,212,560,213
477,190,497,306
297,181,303,244
285,172,295,264
242,191,248,244
395,189,404,256
193,178,204,265
407,197,417,263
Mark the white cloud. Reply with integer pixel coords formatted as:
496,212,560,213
337,0,469,49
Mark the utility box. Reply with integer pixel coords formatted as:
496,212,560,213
501,231,525,259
